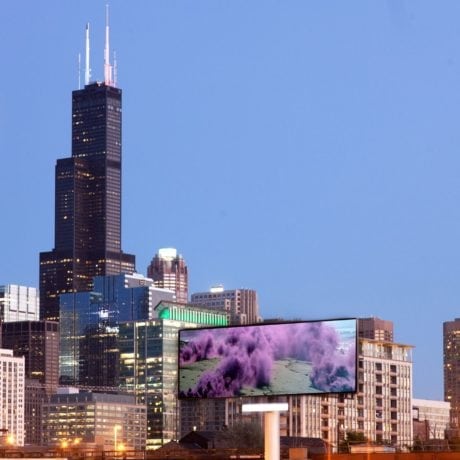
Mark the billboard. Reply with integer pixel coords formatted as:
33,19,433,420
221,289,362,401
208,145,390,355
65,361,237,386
178,318,357,399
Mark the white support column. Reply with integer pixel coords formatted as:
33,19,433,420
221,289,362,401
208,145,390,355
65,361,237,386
242,403,288,460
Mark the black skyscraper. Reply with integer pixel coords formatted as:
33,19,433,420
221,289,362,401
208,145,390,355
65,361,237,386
40,26,135,321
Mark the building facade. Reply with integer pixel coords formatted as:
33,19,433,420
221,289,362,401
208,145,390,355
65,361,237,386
443,318,460,430
119,302,228,449
191,286,261,325
147,248,188,303
42,389,146,450
59,273,174,387
39,73,135,321
0,285,39,322
358,317,394,342
412,398,450,441
1,321,59,393
284,338,413,450
0,349,25,446
189,336,413,452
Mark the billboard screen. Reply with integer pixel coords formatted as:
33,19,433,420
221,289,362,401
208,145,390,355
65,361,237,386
178,318,357,399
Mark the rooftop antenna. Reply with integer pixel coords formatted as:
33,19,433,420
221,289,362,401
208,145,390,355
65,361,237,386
104,4,113,85
85,22,91,85
78,52,81,89
113,50,118,87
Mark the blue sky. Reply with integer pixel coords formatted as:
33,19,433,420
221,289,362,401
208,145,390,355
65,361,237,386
1,1,460,400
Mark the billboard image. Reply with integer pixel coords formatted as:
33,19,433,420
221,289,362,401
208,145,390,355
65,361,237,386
179,318,357,399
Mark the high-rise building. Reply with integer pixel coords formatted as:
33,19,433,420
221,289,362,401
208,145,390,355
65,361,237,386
270,337,413,450
39,22,135,322
191,286,261,325
119,301,228,449
0,285,39,322
443,318,460,430
0,349,25,446
185,319,413,452
147,248,188,303
358,317,394,342
59,273,174,387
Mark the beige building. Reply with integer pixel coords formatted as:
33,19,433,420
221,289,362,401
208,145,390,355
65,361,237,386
191,286,261,325
181,317,413,451
42,389,146,450
280,338,413,450
412,398,450,441
0,349,25,446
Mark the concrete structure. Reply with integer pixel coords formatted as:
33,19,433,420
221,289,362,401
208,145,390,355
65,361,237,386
0,349,25,446
119,302,228,449
42,388,146,450
412,398,450,441
0,285,39,322
444,318,460,430
147,248,188,303
191,286,261,325
59,273,174,387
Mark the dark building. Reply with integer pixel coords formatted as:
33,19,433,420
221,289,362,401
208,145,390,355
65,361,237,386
358,316,394,342
1,320,59,392
1,321,60,445
40,78,135,321
444,318,460,431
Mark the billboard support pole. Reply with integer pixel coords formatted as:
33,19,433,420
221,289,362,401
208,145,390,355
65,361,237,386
242,403,289,460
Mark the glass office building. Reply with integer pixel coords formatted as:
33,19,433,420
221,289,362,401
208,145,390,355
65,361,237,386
59,274,174,387
119,303,227,449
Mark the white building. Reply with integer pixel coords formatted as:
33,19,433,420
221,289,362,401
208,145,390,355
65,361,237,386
413,398,450,440
0,349,25,446
0,285,39,322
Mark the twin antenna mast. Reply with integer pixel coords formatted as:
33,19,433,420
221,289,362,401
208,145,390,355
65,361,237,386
78,5,116,88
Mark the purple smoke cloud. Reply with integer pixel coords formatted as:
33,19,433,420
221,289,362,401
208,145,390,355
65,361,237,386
179,321,356,398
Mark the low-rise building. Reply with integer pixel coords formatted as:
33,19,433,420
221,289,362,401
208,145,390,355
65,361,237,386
42,388,146,450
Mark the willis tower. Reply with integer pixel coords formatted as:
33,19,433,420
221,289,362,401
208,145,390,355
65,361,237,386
40,19,135,321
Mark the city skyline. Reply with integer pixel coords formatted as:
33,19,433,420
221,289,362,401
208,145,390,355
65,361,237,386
1,1,460,401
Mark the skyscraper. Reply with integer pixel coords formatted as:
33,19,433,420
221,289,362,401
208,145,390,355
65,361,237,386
147,248,188,303
443,318,460,431
40,20,135,321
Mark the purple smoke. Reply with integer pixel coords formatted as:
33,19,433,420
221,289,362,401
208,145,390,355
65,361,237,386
179,321,356,397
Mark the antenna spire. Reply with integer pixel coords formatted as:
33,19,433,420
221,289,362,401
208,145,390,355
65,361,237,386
85,22,91,85
78,53,81,89
104,4,113,86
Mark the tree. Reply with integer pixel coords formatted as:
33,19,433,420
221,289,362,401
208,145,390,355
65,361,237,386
221,422,263,449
